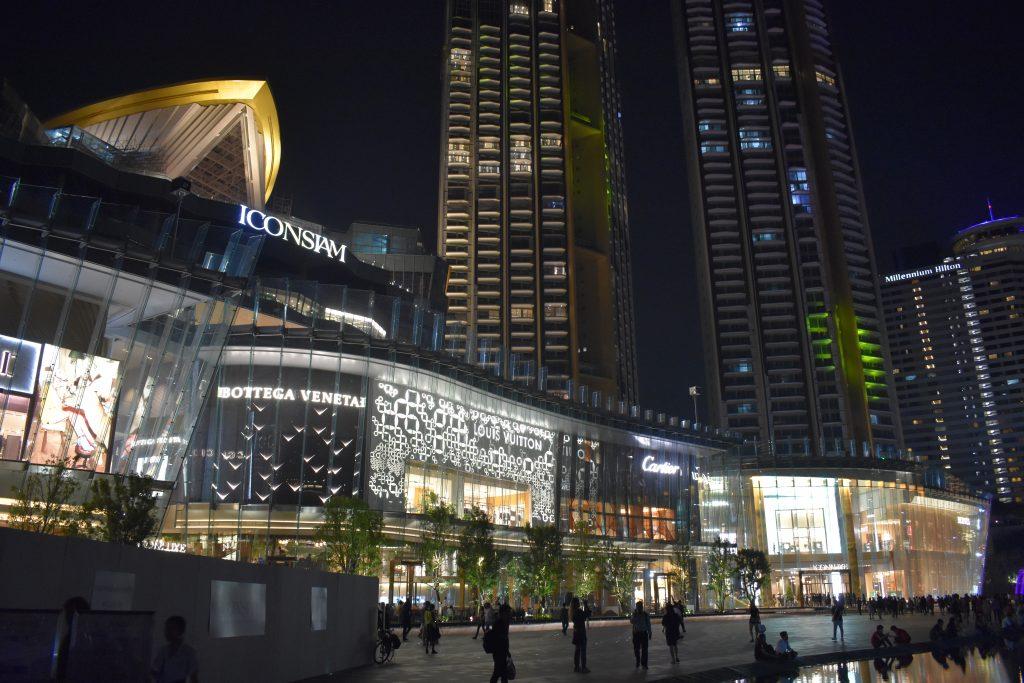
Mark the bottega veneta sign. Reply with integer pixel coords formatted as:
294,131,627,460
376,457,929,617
237,205,348,263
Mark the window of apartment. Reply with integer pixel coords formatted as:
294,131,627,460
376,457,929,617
478,162,500,176
545,264,567,277
511,304,534,321
731,67,762,82
788,167,811,213
694,76,721,87
729,362,753,373
726,12,753,32
753,231,781,242
450,48,472,83
540,133,562,149
738,127,772,151
510,137,532,173
698,120,723,133
544,302,568,319
542,0,556,13
510,2,529,16
772,63,791,79
447,141,470,164
479,139,500,152
815,70,837,87
700,142,728,154
736,87,764,106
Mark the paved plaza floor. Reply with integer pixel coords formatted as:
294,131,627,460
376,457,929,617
316,612,951,682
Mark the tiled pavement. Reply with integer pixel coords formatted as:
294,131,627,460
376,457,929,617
306,612,956,682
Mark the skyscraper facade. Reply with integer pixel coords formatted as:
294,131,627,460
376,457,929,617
671,0,900,455
437,0,639,403
881,261,996,491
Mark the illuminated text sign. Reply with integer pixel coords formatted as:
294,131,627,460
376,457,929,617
237,205,348,263
641,455,681,475
217,385,365,408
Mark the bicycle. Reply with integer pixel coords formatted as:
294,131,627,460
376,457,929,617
374,628,398,664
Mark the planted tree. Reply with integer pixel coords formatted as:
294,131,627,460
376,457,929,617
80,475,158,545
706,537,735,613
669,542,694,603
457,506,499,603
733,548,772,605
565,517,602,601
313,495,384,576
519,523,563,614
602,542,639,614
8,454,82,536
420,491,459,602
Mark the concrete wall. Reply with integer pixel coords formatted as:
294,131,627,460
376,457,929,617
0,527,376,682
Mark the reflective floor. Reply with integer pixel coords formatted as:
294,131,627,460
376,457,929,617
735,644,1024,682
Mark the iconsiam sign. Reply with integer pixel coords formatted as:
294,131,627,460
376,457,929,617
237,205,348,263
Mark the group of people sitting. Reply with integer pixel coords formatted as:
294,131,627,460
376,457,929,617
753,626,798,661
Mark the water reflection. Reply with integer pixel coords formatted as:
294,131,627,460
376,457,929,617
735,642,1024,682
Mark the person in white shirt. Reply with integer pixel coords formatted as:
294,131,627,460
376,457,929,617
776,630,798,660
151,615,199,683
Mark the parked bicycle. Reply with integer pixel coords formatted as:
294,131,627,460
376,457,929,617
375,627,400,664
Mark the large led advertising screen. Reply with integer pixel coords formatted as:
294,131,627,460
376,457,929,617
366,381,558,524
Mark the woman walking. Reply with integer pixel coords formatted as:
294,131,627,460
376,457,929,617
570,596,591,673
747,601,761,642
422,601,439,654
662,600,682,663
630,601,652,669
488,604,512,683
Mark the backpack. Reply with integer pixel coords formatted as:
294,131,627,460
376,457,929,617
482,628,496,654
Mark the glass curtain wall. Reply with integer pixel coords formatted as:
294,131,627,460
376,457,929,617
0,175,259,510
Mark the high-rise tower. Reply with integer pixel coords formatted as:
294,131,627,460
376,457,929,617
437,0,639,404
671,0,900,455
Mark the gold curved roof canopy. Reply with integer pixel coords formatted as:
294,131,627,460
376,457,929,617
45,79,281,202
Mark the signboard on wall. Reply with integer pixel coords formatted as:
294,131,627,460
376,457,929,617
210,580,266,638
366,381,557,524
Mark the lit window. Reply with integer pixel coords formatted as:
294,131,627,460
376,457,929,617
772,64,791,79
731,67,762,82
450,48,472,83
511,304,534,321
447,141,470,165
788,167,811,213
736,87,764,106
478,162,500,176
540,134,562,149
694,76,720,87
729,362,752,373
510,137,533,173
544,303,567,318
753,232,780,242
739,128,772,151
354,232,388,255
510,2,529,16
815,70,836,87
735,403,755,414
726,12,753,32
542,0,556,13
698,120,723,133
700,142,727,154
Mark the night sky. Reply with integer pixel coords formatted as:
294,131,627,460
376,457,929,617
5,1,1022,418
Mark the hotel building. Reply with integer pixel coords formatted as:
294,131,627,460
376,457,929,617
437,0,639,404
671,0,900,457
0,80,988,609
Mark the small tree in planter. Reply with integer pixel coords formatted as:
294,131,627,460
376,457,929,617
669,541,694,604
733,548,772,606
80,475,158,545
602,543,639,614
420,492,459,603
457,506,500,604
8,454,83,536
706,537,735,613
313,495,384,576
520,523,562,615
565,517,602,602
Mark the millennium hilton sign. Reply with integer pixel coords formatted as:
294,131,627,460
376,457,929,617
237,205,348,263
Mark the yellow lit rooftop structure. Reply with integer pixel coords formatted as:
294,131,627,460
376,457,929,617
45,79,281,207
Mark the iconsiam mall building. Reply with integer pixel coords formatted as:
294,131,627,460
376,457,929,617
0,80,989,609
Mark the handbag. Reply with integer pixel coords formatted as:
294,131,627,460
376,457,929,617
506,655,516,680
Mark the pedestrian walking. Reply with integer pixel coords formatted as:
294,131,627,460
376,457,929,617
747,601,761,642
400,599,412,642
570,596,591,673
560,599,570,635
831,600,845,641
630,601,652,670
151,615,199,683
423,601,439,654
474,601,489,639
487,604,512,683
661,600,682,663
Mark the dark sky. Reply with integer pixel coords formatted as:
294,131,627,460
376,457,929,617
5,1,1022,418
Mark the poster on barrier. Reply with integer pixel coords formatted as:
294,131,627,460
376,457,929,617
210,580,266,638
0,608,60,681
66,610,153,682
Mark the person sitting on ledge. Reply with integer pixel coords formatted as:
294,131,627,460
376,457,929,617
871,625,893,649
775,631,798,660
890,624,911,645
753,624,781,661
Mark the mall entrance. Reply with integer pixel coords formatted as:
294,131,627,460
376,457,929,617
798,568,852,606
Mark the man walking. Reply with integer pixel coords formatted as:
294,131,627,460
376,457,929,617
630,601,652,670
400,599,412,642
831,599,845,641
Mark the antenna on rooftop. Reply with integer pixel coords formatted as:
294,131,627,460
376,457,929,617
987,197,995,221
